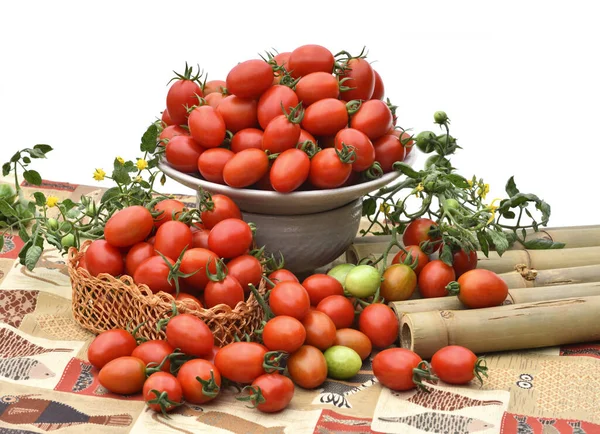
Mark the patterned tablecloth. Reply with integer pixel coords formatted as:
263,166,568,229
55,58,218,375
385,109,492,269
1,178,599,434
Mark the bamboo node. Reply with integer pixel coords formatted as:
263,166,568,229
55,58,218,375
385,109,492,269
515,264,538,281
440,310,453,319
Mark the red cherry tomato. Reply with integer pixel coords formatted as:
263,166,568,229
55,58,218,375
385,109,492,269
85,240,124,277
188,105,226,148
374,134,407,173
269,148,310,193
286,345,327,389
227,254,263,294
205,92,226,108
208,218,253,259
200,194,242,229
333,328,372,360
309,147,353,189
418,259,456,298
203,80,227,95
334,128,375,172
166,72,203,126
134,256,176,294
371,70,385,100
98,356,146,394
302,98,348,137
226,59,273,99
230,128,264,153
295,72,340,106
372,348,424,391
159,125,187,144
287,44,334,78
269,281,311,320
179,248,218,291
88,329,137,369
338,57,375,101
262,315,306,354
454,269,508,308
176,292,204,310
216,95,258,133
154,199,185,228
223,148,269,188
403,218,441,252
177,359,221,404
154,220,193,261
104,205,154,248
132,340,175,372
214,341,271,384
262,113,302,154
205,274,245,309
301,273,344,306
161,109,173,127
165,135,205,173
191,227,210,249
125,242,155,276
392,245,429,276
298,129,317,146
257,85,299,129
358,303,399,349
165,314,214,357
350,100,393,141
302,310,336,351
143,372,183,414
316,295,356,329
197,148,234,184
452,249,478,277
247,373,295,413
267,269,299,288
431,345,482,385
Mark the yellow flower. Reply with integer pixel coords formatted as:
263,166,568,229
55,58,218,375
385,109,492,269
379,203,391,216
133,175,143,183
46,196,59,208
467,179,473,188
93,168,106,181
136,159,148,170
477,183,490,199
414,182,424,198
486,198,502,224
116,156,125,164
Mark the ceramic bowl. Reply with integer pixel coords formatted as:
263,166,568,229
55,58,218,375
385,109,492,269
159,151,416,216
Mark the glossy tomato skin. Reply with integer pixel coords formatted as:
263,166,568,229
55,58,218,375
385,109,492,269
205,92,225,108
338,57,375,101
316,295,355,329
88,329,137,369
269,281,311,320
227,254,263,293
177,359,221,404
125,242,155,276
262,114,302,154
287,44,334,78
267,269,299,288
371,70,385,100
176,292,203,310
380,264,417,302
262,315,306,354
154,220,193,261
154,199,185,228
309,148,352,189
208,218,253,259
295,72,339,106
166,79,203,126
203,79,227,95
216,95,258,133
372,348,423,391
179,248,218,291
85,240,124,277
286,345,327,389
333,328,372,360
166,314,214,357
226,59,273,99
453,249,478,277
302,310,336,351
161,109,173,127
302,274,344,306
358,303,399,349
143,372,183,413
374,134,407,173
197,148,234,184
298,129,316,146
334,128,375,172
159,125,188,144
230,128,264,153
223,148,269,188
456,269,508,308
350,100,393,141
250,374,295,413
403,218,440,250
204,275,245,309
431,345,478,384
214,342,269,384
392,245,429,276
269,148,310,193
98,356,146,395
132,340,175,372
257,85,299,129
302,98,348,137
165,135,205,173
191,227,210,249
418,259,456,298
104,206,154,248
188,105,226,149
200,194,241,229
134,256,176,294
390,128,414,154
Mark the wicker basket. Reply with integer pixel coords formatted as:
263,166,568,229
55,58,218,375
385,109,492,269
68,240,267,346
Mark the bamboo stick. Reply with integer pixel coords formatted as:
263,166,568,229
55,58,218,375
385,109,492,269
391,281,600,316
398,296,600,358
498,264,600,289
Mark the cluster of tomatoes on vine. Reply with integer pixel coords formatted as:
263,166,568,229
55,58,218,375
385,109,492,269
159,44,413,193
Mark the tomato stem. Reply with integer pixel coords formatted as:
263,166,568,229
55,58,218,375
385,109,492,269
412,360,438,393
249,283,274,321
195,370,221,398
147,389,183,418
167,62,204,86
236,385,266,408
206,257,229,283
473,356,489,387
364,162,384,180
263,351,287,373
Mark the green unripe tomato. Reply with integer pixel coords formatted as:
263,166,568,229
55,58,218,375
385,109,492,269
415,131,437,154
61,234,75,248
444,198,460,213
434,111,448,124
46,218,59,231
344,265,381,298
324,346,362,380
327,263,356,289
424,155,452,170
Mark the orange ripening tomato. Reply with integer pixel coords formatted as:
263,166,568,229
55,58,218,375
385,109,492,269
226,59,273,99
302,310,336,351
286,345,327,389
333,328,372,360
451,269,508,308
392,245,429,276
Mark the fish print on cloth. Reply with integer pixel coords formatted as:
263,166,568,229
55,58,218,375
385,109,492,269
129,392,322,434
372,384,508,434
0,427,44,434
311,357,378,409
314,410,378,433
560,343,600,360
0,236,25,260
499,413,600,434
0,394,132,431
0,358,55,382
0,290,38,328
0,326,74,359
391,387,503,411
0,247,70,299
54,358,143,401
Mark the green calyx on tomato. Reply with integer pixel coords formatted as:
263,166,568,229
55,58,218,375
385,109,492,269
146,389,184,417
345,99,362,115
236,385,267,408
282,102,305,125
335,143,357,165
412,360,438,393
262,350,287,374
473,356,489,386
206,257,229,283
445,280,460,296
296,140,320,158
168,62,203,85
364,161,384,180
433,111,449,125
193,369,221,399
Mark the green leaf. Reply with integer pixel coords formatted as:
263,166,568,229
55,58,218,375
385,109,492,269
27,148,46,159
23,170,42,185
362,198,377,216
101,187,121,203
391,162,420,179
23,156,31,164
45,233,63,250
61,199,77,211
508,192,539,208
446,174,469,189
141,123,159,153
488,229,510,256
33,144,53,154
0,200,17,217
18,239,32,262
504,231,517,247
501,210,516,219
66,208,81,219
505,176,519,197
33,192,46,206
139,180,151,189
18,226,30,243
25,245,43,271
439,244,453,266
523,238,565,250
536,200,551,225
0,235,3,251
10,151,21,163
112,165,132,185
2,162,11,177
477,231,489,257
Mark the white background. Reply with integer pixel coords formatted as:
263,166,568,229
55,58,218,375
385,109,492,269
1,1,598,228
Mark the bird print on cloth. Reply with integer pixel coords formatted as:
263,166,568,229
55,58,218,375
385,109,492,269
391,387,503,411
568,421,588,434
378,412,494,433
539,418,560,434
0,395,132,431
0,328,71,359
0,357,55,381
312,357,377,408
